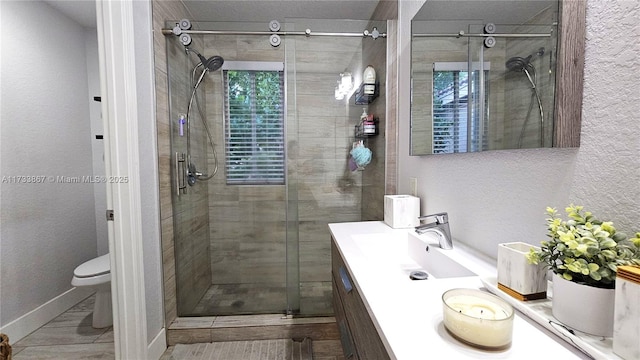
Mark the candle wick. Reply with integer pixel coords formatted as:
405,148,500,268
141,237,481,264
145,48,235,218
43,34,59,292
481,310,484,314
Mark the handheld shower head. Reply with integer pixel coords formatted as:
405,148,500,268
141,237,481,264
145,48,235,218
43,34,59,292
185,47,224,72
505,55,532,72
506,47,545,72
202,55,224,72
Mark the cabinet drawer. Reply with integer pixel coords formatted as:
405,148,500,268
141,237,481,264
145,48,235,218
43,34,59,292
332,279,358,360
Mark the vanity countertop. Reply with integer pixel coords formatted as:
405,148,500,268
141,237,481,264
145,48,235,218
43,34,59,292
328,221,589,360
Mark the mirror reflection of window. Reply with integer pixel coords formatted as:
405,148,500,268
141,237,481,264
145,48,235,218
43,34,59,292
432,62,489,154
407,0,587,156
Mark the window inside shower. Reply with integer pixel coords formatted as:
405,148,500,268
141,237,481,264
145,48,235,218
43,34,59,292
223,66,285,185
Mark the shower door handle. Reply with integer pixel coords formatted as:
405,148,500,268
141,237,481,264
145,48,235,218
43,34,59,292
175,152,187,196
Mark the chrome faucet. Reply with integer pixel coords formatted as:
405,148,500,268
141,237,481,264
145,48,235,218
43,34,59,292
414,212,453,250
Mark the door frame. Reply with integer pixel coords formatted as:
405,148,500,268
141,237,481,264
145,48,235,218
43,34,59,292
96,1,149,358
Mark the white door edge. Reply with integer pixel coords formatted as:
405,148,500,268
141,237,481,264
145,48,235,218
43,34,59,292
96,1,149,358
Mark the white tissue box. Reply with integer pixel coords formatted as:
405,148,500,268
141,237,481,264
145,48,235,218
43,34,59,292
384,195,420,229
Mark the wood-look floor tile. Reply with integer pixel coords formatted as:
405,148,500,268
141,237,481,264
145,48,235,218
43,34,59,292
170,317,217,329
14,326,108,347
66,296,95,312
12,343,114,359
43,311,93,328
94,327,114,343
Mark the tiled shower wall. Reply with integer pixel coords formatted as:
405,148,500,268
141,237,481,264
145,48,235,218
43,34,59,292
204,34,289,311
166,31,212,316
201,28,367,315
361,22,389,221
294,33,366,313
504,5,557,149
152,0,211,323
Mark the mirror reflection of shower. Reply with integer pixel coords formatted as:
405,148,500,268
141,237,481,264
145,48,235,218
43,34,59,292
506,47,545,148
177,19,224,187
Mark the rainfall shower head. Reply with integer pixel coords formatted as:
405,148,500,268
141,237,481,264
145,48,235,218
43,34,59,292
186,47,224,72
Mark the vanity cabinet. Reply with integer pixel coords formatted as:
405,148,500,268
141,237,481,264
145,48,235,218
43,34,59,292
331,238,391,360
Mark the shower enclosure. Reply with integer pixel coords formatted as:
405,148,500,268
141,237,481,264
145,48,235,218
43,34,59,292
165,18,386,317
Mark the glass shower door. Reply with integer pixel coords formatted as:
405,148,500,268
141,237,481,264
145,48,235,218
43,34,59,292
167,17,386,317
166,29,213,316
285,18,387,316
469,14,558,151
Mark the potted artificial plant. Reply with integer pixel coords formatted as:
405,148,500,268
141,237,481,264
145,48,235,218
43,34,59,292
526,205,640,337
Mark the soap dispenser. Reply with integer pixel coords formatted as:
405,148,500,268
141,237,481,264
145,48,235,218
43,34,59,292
360,108,368,123
363,65,376,95
361,108,376,134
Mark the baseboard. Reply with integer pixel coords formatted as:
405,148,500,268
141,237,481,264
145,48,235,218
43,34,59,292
148,327,167,360
0,287,94,342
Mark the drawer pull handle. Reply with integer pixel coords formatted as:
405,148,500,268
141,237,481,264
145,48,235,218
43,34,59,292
339,267,353,293
338,319,355,359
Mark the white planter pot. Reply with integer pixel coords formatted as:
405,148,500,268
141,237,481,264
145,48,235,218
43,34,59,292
552,273,615,337
497,242,547,300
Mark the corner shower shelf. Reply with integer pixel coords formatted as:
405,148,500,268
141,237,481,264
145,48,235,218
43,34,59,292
354,118,379,139
354,81,379,105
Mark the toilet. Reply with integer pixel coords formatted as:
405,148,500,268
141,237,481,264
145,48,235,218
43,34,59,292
71,253,112,328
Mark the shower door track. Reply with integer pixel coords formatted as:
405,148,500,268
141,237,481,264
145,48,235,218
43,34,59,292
162,28,387,38
413,32,551,38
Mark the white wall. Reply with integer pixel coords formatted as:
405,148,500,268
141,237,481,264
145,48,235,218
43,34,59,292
85,29,109,256
0,0,97,333
397,0,640,260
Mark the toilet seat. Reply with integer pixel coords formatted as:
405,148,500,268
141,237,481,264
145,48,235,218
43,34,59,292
72,254,111,287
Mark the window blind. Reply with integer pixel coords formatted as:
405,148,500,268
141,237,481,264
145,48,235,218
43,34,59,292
432,62,489,154
224,68,285,185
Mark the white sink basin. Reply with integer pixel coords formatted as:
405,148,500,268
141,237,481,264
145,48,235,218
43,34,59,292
407,232,477,279
349,232,476,281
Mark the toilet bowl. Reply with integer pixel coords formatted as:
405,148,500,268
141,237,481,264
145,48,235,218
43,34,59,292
71,253,112,329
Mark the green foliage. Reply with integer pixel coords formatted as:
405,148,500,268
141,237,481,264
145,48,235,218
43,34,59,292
226,70,284,183
526,205,640,289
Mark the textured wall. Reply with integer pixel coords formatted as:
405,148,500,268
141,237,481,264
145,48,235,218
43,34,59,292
398,0,640,260
573,0,640,234
0,0,96,325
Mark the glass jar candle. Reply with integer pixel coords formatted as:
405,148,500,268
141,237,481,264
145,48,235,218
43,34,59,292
442,288,514,349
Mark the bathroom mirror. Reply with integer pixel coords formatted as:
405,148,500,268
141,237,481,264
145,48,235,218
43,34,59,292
410,0,585,155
